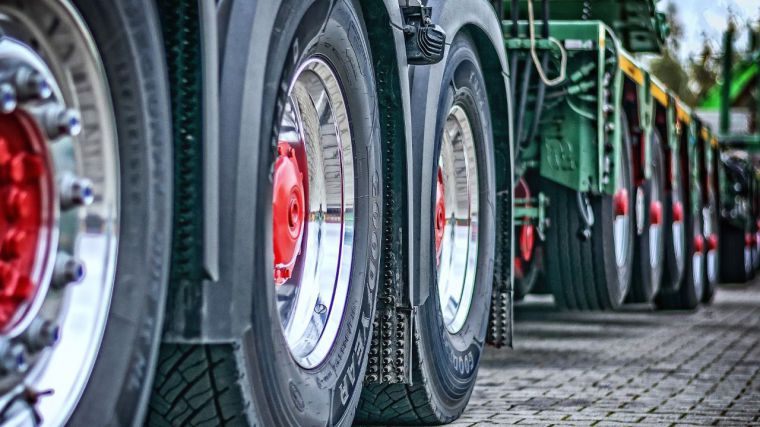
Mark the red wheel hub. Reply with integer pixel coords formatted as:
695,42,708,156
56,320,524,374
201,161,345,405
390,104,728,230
748,233,758,248
614,188,629,216
435,169,446,260
649,201,662,226
694,234,704,253
707,233,718,252
273,141,306,285
0,112,52,328
515,179,536,262
672,201,684,223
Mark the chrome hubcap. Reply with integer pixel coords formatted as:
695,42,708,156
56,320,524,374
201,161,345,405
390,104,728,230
274,58,354,369
436,105,478,335
648,175,663,272
672,200,685,275
702,206,717,284
0,1,119,424
613,157,631,270
693,221,704,298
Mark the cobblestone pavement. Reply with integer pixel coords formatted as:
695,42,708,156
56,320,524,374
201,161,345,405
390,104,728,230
459,281,760,426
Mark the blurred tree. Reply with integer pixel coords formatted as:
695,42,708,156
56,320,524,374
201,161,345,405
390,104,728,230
649,3,698,105
689,37,719,102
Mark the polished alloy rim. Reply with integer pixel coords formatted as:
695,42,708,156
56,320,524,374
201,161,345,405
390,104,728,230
273,57,354,369
671,150,685,274
702,206,717,284
0,2,119,424
613,151,631,270
436,105,478,335
648,173,663,271
671,203,685,274
692,219,704,298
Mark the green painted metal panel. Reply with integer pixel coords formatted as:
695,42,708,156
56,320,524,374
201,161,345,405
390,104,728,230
503,0,665,53
505,20,624,195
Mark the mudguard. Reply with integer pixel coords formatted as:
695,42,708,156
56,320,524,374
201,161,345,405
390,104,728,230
408,0,513,309
162,0,413,342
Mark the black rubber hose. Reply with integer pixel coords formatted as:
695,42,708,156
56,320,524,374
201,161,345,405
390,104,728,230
514,55,533,146
525,52,548,147
525,0,551,145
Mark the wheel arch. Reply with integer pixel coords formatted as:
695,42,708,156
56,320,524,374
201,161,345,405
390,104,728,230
409,0,514,332
163,0,415,343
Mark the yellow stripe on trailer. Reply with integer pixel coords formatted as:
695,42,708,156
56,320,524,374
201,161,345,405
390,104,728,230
619,52,644,85
675,101,691,124
701,127,710,141
650,81,668,107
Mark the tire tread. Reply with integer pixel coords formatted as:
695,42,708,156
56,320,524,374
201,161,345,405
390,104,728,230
147,344,249,427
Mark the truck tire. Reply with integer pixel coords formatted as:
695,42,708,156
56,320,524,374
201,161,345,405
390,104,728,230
148,1,382,425
701,192,719,303
655,152,704,310
356,32,495,425
630,130,666,303
661,140,686,292
0,1,172,425
514,247,543,300
544,116,634,310
719,221,753,283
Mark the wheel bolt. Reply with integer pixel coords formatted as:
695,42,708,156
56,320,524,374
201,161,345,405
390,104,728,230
0,339,28,374
12,67,52,101
59,173,94,210
22,318,60,351
52,252,85,289
35,105,81,139
0,83,17,113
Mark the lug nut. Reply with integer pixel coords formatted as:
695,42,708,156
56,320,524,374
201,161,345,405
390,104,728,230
35,105,81,139
0,339,28,374
0,83,17,113
22,318,60,351
52,252,85,289
12,67,52,101
59,173,94,210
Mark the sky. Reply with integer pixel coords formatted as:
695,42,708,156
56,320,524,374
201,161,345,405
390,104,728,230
661,0,760,61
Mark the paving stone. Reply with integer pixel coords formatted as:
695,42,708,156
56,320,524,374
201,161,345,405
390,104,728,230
462,281,760,425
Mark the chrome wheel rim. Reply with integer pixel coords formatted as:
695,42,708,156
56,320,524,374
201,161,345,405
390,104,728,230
273,57,354,369
613,151,631,270
692,220,704,299
648,174,663,271
0,1,119,424
436,105,478,335
702,206,717,284
671,203,685,275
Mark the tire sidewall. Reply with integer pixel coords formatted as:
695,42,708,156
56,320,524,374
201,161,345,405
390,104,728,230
596,115,634,307
634,131,666,301
419,33,495,410
663,141,686,291
243,1,381,425
66,0,172,424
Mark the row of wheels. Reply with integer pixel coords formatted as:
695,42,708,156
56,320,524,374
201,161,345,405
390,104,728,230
0,0,746,426
0,0,502,425
517,113,721,312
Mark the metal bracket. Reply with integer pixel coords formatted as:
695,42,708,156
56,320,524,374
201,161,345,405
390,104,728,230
401,4,445,65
